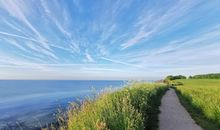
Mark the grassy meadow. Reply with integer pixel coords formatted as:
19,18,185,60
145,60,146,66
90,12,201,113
175,79,220,130
54,83,168,130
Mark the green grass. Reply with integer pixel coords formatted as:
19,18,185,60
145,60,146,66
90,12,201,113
57,83,167,130
175,79,220,130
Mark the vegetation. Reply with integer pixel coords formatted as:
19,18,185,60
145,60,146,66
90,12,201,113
56,83,167,130
175,79,220,130
189,73,220,79
165,75,186,81
164,75,186,86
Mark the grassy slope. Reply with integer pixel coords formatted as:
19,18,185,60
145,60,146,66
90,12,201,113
62,83,168,130
175,79,220,130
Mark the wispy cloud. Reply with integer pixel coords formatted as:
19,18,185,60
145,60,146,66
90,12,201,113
40,0,72,38
131,24,220,67
121,0,200,49
85,51,95,63
3,38,27,52
101,57,142,68
0,31,80,60
0,31,59,60
0,0,50,49
0,0,220,79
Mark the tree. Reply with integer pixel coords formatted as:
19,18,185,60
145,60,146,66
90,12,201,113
165,75,186,81
191,73,220,79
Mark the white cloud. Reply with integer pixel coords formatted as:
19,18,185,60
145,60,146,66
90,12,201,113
110,24,220,75
97,44,109,56
0,0,50,50
3,19,24,34
0,31,59,60
3,38,27,52
85,51,95,63
70,42,80,54
40,0,72,38
101,57,142,68
0,0,219,79
121,0,200,49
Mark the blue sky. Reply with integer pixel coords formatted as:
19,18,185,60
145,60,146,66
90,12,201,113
0,0,220,79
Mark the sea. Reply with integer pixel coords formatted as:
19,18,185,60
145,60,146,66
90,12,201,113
0,80,126,130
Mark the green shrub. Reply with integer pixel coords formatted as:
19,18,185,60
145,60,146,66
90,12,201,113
165,75,186,81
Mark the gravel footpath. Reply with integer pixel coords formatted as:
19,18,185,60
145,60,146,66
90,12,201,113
159,88,203,130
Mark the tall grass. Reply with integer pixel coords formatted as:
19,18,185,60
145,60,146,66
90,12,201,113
56,83,167,130
175,79,220,130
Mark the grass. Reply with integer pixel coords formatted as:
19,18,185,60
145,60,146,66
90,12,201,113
175,79,220,130
55,83,167,130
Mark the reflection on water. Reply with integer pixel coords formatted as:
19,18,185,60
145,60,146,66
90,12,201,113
0,80,125,130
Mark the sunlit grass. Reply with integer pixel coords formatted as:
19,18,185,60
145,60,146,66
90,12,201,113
55,83,167,130
175,79,220,130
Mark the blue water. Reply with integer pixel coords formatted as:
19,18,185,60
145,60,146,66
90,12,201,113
0,80,125,130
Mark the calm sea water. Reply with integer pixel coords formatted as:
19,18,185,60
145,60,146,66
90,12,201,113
0,80,125,130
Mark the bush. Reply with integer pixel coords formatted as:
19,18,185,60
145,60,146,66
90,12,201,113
170,81,183,86
165,75,186,81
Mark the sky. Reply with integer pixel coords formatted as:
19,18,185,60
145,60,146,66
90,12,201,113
0,0,220,80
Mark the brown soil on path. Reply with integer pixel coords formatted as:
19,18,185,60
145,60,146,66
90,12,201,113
159,88,203,130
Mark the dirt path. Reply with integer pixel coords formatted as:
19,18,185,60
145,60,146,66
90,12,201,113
159,88,203,130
